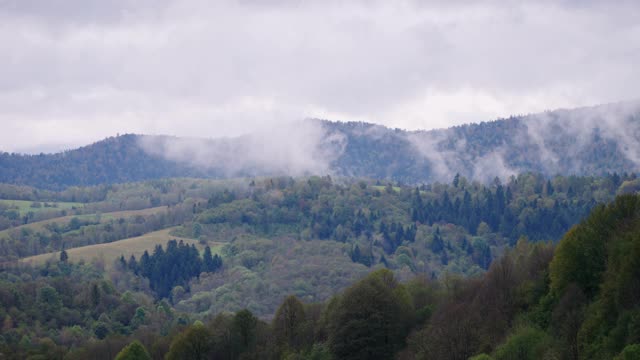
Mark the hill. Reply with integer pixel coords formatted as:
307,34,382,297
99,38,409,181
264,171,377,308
20,228,222,270
2,187,639,359
0,134,210,190
0,102,639,190
0,173,630,314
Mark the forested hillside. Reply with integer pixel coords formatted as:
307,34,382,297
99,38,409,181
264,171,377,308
0,135,209,190
1,102,639,190
1,173,635,314
2,187,639,359
0,105,638,359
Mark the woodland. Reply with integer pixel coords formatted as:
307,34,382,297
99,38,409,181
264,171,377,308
0,172,639,359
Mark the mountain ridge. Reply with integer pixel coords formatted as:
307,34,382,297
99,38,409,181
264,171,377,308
1,101,639,190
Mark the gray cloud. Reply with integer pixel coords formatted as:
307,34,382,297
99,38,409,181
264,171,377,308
0,0,639,153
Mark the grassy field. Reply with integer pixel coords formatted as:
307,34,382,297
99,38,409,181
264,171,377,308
372,185,402,193
0,199,85,215
0,206,170,239
20,227,224,269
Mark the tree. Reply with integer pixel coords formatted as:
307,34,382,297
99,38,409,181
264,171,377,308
94,322,110,340
133,240,207,299
551,284,586,360
60,249,68,263
615,344,640,360
328,269,412,360
115,340,151,360
430,233,444,253
493,326,553,360
203,246,222,272
232,309,258,354
37,285,62,321
192,222,202,238
166,323,213,360
91,283,101,307
273,295,307,353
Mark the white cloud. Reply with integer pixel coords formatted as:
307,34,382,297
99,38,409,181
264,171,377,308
0,0,638,152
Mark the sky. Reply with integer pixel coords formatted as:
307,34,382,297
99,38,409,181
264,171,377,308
0,0,639,153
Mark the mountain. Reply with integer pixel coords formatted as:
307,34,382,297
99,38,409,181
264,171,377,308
1,102,639,190
0,135,208,190
330,101,640,182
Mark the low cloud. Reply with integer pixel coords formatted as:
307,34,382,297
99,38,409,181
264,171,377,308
134,101,640,183
406,101,640,182
138,119,347,177
1,1,639,152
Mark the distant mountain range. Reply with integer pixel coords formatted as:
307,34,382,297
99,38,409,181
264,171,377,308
1,102,639,190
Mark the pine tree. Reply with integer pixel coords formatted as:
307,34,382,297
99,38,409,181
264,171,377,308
203,246,215,272
128,255,138,274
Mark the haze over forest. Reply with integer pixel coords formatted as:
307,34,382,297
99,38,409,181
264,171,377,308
1,101,639,190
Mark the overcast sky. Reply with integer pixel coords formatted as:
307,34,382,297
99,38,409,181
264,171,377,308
1,0,639,153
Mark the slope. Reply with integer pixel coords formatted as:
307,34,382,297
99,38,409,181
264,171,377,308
0,102,639,189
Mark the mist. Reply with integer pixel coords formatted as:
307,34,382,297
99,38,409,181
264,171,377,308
406,101,640,183
133,101,640,184
138,119,347,178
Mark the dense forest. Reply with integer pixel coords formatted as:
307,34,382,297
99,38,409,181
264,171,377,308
0,169,638,359
1,173,637,317
1,102,639,190
2,193,639,359
2,1,638,357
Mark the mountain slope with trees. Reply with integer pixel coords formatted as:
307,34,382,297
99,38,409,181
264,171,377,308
1,102,639,190
2,193,639,359
3,172,632,321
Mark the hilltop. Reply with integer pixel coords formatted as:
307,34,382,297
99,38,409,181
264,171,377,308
1,102,639,190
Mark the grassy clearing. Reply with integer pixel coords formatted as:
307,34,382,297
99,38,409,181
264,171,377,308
372,185,402,193
20,228,224,270
0,207,168,238
0,206,170,239
0,199,85,216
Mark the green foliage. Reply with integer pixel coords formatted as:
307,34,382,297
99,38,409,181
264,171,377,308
546,194,640,359
274,296,307,353
115,340,151,360
37,285,62,321
549,206,609,298
614,344,640,360
130,240,222,299
617,179,640,195
303,343,333,360
232,309,259,353
166,323,213,360
469,355,493,360
1,179,638,359
493,326,552,360
327,269,413,360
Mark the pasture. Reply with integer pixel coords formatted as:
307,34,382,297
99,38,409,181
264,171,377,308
20,227,223,269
